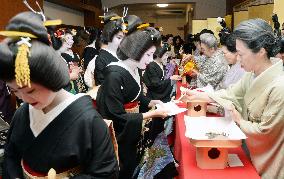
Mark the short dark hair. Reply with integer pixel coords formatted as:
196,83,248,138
101,13,123,44
233,18,280,58
117,27,161,61
0,12,70,92
220,33,237,53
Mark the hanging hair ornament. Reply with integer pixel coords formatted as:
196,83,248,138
121,6,129,33
15,37,32,88
151,34,154,41
23,0,46,21
99,7,109,23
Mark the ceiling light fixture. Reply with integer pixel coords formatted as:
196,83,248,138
157,4,169,8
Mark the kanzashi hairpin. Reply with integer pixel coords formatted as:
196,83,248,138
23,0,46,22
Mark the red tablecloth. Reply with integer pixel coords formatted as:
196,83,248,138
174,82,260,179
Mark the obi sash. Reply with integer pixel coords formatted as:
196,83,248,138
21,160,81,179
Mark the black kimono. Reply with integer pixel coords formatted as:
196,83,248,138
96,63,150,179
94,49,119,86
82,46,99,70
3,95,119,178
143,61,173,102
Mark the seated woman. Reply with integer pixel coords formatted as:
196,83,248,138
96,25,173,178
143,45,181,102
0,11,118,178
187,33,228,89
184,18,284,179
217,32,245,89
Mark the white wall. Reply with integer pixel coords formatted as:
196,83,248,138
102,0,226,19
43,1,84,26
126,9,186,37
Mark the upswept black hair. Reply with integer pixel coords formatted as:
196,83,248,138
233,18,280,58
117,27,161,61
154,44,169,59
0,11,70,91
124,15,143,34
220,32,237,53
101,12,123,44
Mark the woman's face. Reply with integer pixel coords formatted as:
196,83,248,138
221,46,238,65
236,39,258,72
161,52,169,65
63,33,74,49
138,46,156,70
110,31,124,49
200,43,215,58
7,80,57,111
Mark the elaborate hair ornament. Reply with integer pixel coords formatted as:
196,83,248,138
121,7,129,33
137,23,150,30
0,31,37,38
15,37,32,87
23,0,46,22
99,7,109,23
44,19,63,26
110,16,122,21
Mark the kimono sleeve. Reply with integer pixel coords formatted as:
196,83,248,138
143,63,172,93
2,109,25,179
239,85,284,135
208,73,249,112
94,56,106,86
72,115,119,179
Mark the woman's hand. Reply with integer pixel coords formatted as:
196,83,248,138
148,100,163,108
170,75,182,81
142,108,168,120
228,108,242,125
182,89,214,103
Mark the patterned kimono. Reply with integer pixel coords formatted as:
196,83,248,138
208,59,284,179
196,50,228,89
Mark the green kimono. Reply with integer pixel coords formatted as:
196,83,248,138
208,59,284,179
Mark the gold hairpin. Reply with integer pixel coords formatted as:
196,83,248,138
137,23,150,29
44,19,62,26
110,16,122,21
0,31,37,38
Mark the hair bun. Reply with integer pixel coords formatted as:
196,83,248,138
124,15,142,34
103,12,120,24
143,27,161,43
6,11,49,45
